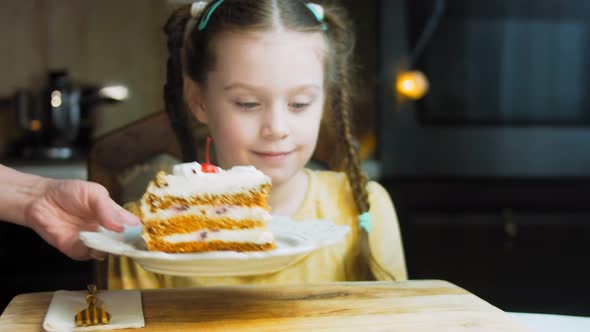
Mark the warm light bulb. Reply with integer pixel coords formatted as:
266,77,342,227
50,90,62,107
29,120,42,132
395,70,429,100
98,85,129,101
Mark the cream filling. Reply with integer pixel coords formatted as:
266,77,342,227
143,205,271,222
162,229,275,244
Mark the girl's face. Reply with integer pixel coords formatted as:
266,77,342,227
187,30,326,186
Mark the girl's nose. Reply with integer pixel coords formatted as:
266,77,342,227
261,105,289,140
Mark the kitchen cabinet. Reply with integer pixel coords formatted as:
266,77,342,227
383,178,590,316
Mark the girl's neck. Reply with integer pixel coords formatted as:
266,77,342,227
268,169,309,217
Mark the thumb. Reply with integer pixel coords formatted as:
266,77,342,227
86,182,140,232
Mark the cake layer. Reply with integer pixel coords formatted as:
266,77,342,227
143,215,268,236
142,186,270,214
143,205,271,222
145,240,276,253
161,229,274,244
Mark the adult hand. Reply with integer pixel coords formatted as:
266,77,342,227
23,178,140,260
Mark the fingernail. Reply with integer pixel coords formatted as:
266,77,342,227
117,208,141,225
125,214,141,225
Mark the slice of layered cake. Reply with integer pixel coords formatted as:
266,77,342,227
139,162,275,253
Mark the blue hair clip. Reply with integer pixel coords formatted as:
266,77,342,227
358,211,371,233
197,0,225,31
305,3,328,31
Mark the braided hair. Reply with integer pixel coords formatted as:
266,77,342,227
322,4,373,280
163,6,198,162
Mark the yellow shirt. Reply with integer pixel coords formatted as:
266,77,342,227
108,169,407,289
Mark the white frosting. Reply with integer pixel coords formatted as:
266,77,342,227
151,162,271,197
162,229,275,244
144,205,271,222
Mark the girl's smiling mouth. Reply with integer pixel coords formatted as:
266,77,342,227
252,150,295,162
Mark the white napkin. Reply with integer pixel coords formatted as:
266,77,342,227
43,290,144,332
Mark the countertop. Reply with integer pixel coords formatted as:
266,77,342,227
1,159,87,180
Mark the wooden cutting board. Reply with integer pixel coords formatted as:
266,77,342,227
0,280,531,331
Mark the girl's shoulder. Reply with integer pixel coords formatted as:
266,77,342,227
304,169,393,210
307,169,391,199
308,169,348,187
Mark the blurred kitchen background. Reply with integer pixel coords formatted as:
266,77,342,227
1,0,589,317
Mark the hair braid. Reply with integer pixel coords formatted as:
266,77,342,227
323,5,370,215
323,4,373,279
163,6,198,162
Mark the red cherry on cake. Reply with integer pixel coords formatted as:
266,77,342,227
201,163,217,173
201,136,218,173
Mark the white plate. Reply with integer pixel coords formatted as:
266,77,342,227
79,217,350,277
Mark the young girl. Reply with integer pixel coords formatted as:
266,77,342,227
108,0,406,289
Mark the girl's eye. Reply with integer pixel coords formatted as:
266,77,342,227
236,102,260,110
290,102,310,111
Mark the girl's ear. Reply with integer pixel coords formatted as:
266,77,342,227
183,75,208,124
